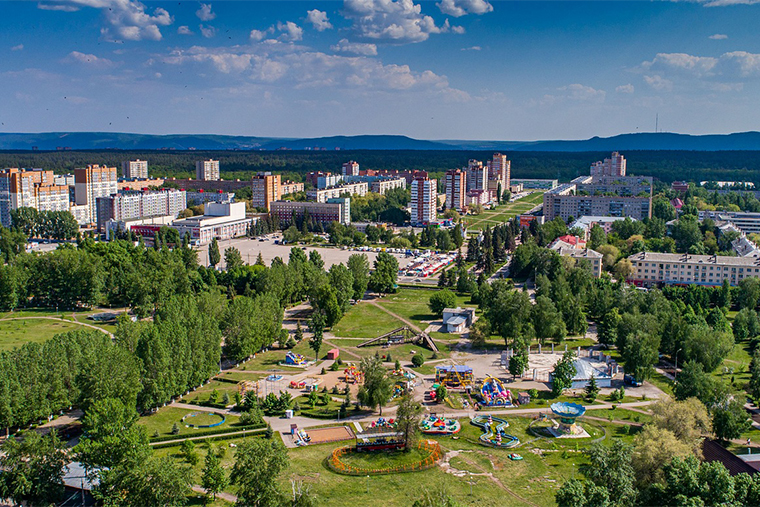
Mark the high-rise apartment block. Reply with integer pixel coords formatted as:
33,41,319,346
0,168,70,227
342,161,359,177
445,169,467,212
121,159,149,179
590,152,626,177
74,165,118,224
487,153,511,196
411,175,437,225
96,189,187,232
466,160,488,192
251,172,280,211
196,159,220,181
271,199,351,226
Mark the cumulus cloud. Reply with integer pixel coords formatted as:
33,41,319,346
557,84,606,102
249,28,273,42
644,74,673,91
65,50,114,68
331,38,378,56
178,25,193,35
697,0,760,6
277,21,303,42
709,33,728,40
461,46,481,51
196,3,215,21
11,44,24,51
436,0,493,17
641,52,719,77
39,0,173,41
615,84,634,93
342,0,451,43
640,51,760,80
200,24,216,38
306,9,333,31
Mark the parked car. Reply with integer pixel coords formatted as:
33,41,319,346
624,374,642,387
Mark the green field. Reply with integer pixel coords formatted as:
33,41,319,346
464,191,545,232
330,303,403,339
182,380,240,406
138,407,241,438
235,340,316,370
0,318,89,351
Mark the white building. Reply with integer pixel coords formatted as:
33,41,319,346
590,152,626,177
171,201,252,245
307,182,368,203
74,165,118,225
411,176,437,225
569,216,632,240
96,189,187,232
445,169,467,212
121,159,149,179
196,159,220,181
342,161,359,176
466,159,488,193
370,177,406,195
628,251,760,287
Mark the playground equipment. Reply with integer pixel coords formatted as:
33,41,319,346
419,415,461,435
357,326,439,352
435,365,473,389
344,365,363,384
550,402,587,436
391,369,417,398
237,380,259,399
355,418,404,451
284,351,308,366
266,374,284,382
470,414,520,449
478,377,512,407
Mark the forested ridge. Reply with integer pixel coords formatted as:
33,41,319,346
2,150,760,184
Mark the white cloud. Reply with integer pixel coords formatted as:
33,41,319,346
11,44,24,51
342,0,450,43
642,52,719,77
557,83,606,102
721,51,760,76
65,50,114,68
698,0,760,6
178,25,193,35
196,3,216,22
644,74,673,91
331,38,378,56
41,0,173,41
461,46,481,51
709,33,728,40
249,28,273,42
615,84,634,94
306,9,333,31
436,0,493,17
200,25,216,38
277,21,303,42
640,51,760,81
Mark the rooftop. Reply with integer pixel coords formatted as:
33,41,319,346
629,251,760,267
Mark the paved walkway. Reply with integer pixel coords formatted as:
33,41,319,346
191,485,238,503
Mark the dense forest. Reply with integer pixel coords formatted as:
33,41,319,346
2,150,760,184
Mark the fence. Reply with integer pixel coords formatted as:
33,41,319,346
327,440,442,476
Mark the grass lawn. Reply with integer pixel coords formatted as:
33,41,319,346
236,340,316,370
0,318,87,351
649,371,674,397
463,192,545,232
326,339,448,363
138,407,241,438
375,289,474,332
183,380,240,406
216,371,266,383
331,303,404,339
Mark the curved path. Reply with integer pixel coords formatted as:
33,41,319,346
0,315,114,338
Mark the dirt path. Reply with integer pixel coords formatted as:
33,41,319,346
191,485,237,503
368,300,422,333
0,315,114,338
322,336,362,359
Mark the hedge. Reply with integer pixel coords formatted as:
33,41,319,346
152,429,267,449
149,423,266,443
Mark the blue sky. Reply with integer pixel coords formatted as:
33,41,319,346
1,0,759,140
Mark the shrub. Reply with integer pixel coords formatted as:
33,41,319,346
171,423,180,435
320,367,326,375
411,354,425,367
240,409,264,426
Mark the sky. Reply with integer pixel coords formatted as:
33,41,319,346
1,0,759,140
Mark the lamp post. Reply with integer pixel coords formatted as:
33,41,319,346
366,475,369,494
674,348,683,381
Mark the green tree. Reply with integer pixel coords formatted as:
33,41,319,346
584,441,637,507
209,237,221,268
551,351,576,397
309,309,325,360
508,352,527,380
368,251,398,294
95,456,192,507
428,289,456,317
585,375,600,402
738,277,760,310
621,331,660,381
357,355,393,415
751,349,760,402
230,438,289,507
224,247,244,270
347,253,370,300
532,295,566,343
713,397,751,442
202,447,228,502
435,384,447,404
395,393,423,451
0,430,67,507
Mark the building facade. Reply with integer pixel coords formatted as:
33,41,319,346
369,177,406,195
0,168,70,227
342,161,359,177
74,165,118,225
445,169,467,212
195,159,220,181
170,201,252,245
511,178,558,190
628,251,760,287
280,181,305,195
590,152,626,177
185,190,235,206
543,174,653,222
487,153,511,195
251,172,280,211
121,159,149,179
307,181,368,203
96,189,186,232
411,175,437,225
466,160,488,193
270,199,350,226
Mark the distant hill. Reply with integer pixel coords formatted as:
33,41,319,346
3,131,760,151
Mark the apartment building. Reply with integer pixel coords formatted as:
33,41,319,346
569,216,631,239
317,174,344,189
543,174,653,222
590,152,626,177
280,181,305,195
487,153,511,195
196,159,220,181
342,161,360,177
185,190,235,206
96,189,187,232
411,175,437,225
0,168,70,227
74,165,118,225
121,159,149,179
307,181,368,203
698,211,760,235
370,177,406,195
271,198,350,226
628,251,760,287
511,178,558,190
550,245,603,277
466,160,488,193
251,172,280,211
445,169,467,212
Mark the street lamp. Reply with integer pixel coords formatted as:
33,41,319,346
366,475,369,494
674,348,683,381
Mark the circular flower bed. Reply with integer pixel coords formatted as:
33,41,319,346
181,411,226,429
327,440,442,476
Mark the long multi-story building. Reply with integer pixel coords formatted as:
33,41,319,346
628,251,760,287
317,174,344,189
121,159,149,179
251,172,280,211
445,169,467,212
170,202,252,245
0,168,70,227
511,178,558,190
307,181,368,203
411,175,437,225
280,181,304,195
74,165,118,225
271,198,351,226
185,190,235,206
369,177,406,195
342,161,360,177
590,152,626,177
96,189,187,232
196,159,220,181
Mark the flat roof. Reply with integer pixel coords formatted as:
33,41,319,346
629,251,760,267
